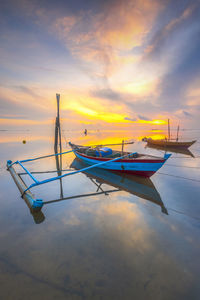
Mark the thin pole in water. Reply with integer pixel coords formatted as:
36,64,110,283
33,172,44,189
56,93,60,120
54,94,61,153
168,119,170,141
176,124,180,142
55,93,63,198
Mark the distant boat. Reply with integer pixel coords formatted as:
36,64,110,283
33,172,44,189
69,142,171,178
143,119,196,149
146,143,195,158
71,158,168,214
144,138,196,148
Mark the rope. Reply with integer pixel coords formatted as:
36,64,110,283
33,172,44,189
165,163,200,169
169,155,200,158
157,171,200,182
167,207,200,221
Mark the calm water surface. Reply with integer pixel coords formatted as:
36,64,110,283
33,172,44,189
0,128,200,300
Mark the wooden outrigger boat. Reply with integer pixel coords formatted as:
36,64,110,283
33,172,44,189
69,142,171,178
143,119,196,149
6,94,172,214
6,141,171,214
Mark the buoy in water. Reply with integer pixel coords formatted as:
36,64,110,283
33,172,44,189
22,140,26,144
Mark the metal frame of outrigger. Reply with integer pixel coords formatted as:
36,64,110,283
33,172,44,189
7,149,137,212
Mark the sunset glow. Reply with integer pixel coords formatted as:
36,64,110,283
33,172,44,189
143,134,167,140
0,0,199,130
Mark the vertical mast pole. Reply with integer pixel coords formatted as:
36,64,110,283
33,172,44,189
56,93,60,120
121,140,124,155
55,94,63,198
56,94,62,154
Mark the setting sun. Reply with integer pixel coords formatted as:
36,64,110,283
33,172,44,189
151,119,167,125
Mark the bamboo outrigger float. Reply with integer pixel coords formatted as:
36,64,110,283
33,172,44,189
7,160,43,211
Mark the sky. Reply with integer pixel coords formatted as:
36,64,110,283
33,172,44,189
0,0,200,130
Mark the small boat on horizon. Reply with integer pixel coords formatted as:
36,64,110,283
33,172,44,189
143,119,196,149
69,142,171,178
146,143,195,157
143,137,196,148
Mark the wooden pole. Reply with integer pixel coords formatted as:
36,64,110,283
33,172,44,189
54,94,60,153
54,93,63,198
56,93,60,120
54,117,58,153
168,119,170,141
121,140,124,155
176,125,180,142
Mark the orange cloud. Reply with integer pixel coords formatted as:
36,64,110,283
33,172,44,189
59,90,167,125
0,86,55,111
52,0,163,76
61,90,128,123
137,119,167,125
78,134,134,147
142,133,166,140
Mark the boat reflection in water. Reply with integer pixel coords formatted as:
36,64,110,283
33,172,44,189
18,154,168,224
70,158,168,215
146,143,195,157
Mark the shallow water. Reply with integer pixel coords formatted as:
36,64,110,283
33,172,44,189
0,128,200,300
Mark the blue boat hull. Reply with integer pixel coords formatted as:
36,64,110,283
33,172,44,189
74,152,169,177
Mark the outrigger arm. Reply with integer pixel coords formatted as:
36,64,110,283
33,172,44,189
7,149,74,211
7,150,137,211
